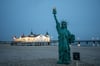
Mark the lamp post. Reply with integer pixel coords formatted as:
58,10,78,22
77,37,80,47
92,37,95,46
96,37,99,46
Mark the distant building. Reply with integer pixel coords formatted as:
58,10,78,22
13,32,50,42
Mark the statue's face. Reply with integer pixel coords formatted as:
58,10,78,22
61,21,67,29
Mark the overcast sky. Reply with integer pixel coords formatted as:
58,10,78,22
0,0,100,41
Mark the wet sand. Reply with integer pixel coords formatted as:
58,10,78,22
0,44,100,66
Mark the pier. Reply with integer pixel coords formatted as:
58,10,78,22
0,40,100,46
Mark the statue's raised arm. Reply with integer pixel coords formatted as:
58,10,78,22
52,8,60,25
53,8,60,33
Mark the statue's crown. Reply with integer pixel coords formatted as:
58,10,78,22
61,21,67,24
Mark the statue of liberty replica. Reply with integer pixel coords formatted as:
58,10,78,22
52,8,75,64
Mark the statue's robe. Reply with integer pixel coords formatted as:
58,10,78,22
56,22,71,64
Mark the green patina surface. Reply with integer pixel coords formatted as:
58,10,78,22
53,8,75,64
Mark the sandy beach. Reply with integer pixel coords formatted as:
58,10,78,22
0,44,100,66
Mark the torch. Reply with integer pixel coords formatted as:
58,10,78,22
53,7,57,14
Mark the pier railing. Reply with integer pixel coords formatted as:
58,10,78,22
50,40,100,46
